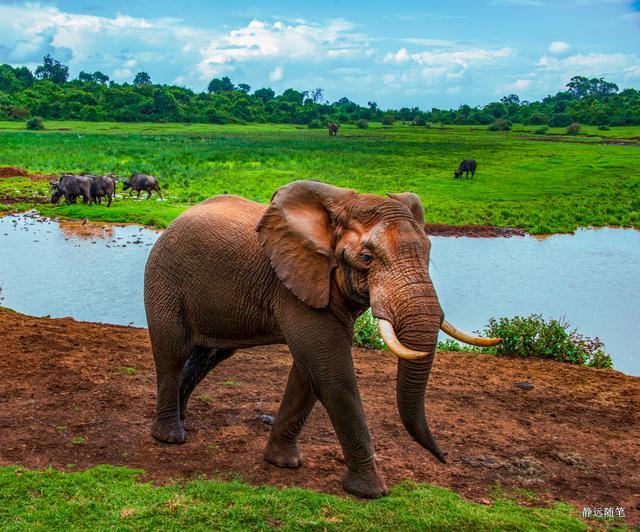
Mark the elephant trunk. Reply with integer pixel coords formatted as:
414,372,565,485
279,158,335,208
372,276,447,463
397,353,446,463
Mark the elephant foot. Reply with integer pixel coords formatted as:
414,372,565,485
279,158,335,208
151,418,186,444
263,440,303,468
342,464,389,499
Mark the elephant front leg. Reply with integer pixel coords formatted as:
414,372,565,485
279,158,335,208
264,361,317,468
285,331,388,499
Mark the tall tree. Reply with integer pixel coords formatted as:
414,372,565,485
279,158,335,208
207,76,234,93
34,55,69,84
133,71,152,85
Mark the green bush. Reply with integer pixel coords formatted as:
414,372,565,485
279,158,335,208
413,115,426,126
307,119,324,129
534,126,548,134
597,124,610,131
353,309,384,349
356,118,369,129
382,114,395,126
488,118,511,131
26,116,44,130
565,122,581,135
482,314,613,368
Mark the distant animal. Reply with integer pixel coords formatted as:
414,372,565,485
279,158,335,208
454,159,477,179
90,175,116,207
327,122,339,136
122,173,163,200
50,174,92,204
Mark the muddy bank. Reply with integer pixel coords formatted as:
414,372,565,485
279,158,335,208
0,166,54,181
424,223,525,238
0,309,638,522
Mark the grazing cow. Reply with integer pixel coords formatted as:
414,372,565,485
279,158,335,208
327,122,339,136
90,175,116,207
122,173,163,200
50,174,92,204
454,159,477,179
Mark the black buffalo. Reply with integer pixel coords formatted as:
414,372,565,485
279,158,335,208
122,173,163,200
454,159,477,179
327,122,339,136
90,175,116,207
50,174,92,204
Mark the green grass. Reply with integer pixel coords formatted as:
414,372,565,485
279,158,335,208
0,121,638,233
0,466,587,531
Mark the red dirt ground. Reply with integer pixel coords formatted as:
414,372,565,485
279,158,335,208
0,309,638,523
0,166,53,181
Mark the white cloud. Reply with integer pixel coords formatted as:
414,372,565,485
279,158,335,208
537,52,638,76
269,66,283,81
401,38,456,47
548,41,570,54
445,86,462,94
511,79,532,90
197,18,372,78
383,48,410,63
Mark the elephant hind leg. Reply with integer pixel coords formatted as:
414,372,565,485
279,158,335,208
179,346,234,421
264,361,317,468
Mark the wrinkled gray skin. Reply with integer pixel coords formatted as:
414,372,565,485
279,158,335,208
50,174,92,204
122,173,162,199
144,180,446,499
454,159,477,179
90,175,116,207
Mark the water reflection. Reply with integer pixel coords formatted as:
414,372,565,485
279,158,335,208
0,212,638,376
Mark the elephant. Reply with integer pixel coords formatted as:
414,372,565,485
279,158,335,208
122,173,163,199
327,122,339,136
50,174,92,204
144,180,500,499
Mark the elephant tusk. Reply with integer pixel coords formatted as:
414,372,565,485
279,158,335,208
378,320,429,360
440,319,502,347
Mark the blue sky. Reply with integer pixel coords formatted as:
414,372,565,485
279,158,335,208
0,0,638,108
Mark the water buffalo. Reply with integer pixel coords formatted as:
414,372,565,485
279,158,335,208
454,159,477,179
90,175,116,207
327,122,339,136
122,173,163,200
50,174,92,204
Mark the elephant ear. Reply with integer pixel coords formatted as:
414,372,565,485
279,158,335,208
387,192,425,225
257,180,356,309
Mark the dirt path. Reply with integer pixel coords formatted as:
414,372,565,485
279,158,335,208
0,309,638,522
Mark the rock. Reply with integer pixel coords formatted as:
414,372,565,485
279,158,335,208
514,381,534,391
258,414,275,426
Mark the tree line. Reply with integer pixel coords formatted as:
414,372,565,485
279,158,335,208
1,55,638,126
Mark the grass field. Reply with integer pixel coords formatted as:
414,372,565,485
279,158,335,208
0,121,638,233
0,466,588,530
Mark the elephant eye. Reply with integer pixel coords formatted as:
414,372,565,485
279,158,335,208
360,251,373,263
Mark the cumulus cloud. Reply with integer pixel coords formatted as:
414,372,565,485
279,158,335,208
197,18,372,78
537,52,638,76
548,41,570,54
512,79,532,90
269,66,284,81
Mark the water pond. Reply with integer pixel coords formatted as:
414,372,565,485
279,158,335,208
1,212,638,376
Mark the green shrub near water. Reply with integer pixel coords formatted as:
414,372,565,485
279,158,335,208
482,315,613,368
353,309,384,349
354,311,613,369
307,119,324,129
